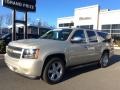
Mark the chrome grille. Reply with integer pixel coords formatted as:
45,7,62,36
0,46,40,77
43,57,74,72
7,45,22,59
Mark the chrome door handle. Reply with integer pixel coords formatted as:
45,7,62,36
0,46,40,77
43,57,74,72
84,45,88,48
84,45,95,50
84,45,91,48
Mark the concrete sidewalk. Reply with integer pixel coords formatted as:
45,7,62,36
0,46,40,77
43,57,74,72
114,44,120,49
0,54,4,59
114,46,120,50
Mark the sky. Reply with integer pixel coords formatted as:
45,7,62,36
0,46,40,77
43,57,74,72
0,0,120,27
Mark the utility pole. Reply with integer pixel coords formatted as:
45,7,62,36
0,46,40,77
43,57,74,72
36,18,41,36
24,11,28,39
12,9,16,41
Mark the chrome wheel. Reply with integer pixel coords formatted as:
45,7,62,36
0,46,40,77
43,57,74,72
48,61,63,81
100,53,109,67
42,57,65,84
102,55,109,66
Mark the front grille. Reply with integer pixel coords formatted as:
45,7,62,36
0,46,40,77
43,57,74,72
8,46,22,51
7,45,22,59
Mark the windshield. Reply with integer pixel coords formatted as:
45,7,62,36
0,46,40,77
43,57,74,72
40,29,72,41
1,33,11,39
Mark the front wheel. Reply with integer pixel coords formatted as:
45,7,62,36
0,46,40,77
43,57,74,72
42,57,65,84
100,52,109,68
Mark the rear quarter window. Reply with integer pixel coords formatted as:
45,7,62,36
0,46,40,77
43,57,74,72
97,32,108,39
97,32,107,41
97,32,111,43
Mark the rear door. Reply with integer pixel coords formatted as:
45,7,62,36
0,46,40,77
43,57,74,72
85,30,100,62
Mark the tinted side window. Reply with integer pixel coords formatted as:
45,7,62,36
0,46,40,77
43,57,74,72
97,32,107,39
72,30,86,43
97,32,111,43
86,31,98,42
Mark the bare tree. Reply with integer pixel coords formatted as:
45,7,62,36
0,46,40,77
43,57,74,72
50,25,56,29
5,13,12,26
30,20,36,26
36,19,41,26
29,18,56,29
27,17,32,24
0,15,4,35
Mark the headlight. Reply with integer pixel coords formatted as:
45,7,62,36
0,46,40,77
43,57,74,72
22,49,40,59
6,46,8,53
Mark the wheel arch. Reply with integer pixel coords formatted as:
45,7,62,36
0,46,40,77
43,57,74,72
102,49,110,56
41,53,66,78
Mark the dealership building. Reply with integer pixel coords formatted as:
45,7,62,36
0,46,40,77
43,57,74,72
57,5,120,38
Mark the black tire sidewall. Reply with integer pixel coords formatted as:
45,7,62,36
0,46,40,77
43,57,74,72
42,57,65,84
100,53,109,68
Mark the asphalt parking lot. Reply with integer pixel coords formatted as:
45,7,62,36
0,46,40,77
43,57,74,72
0,50,120,90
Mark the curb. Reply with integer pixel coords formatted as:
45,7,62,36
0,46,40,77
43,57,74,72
0,54,4,59
114,47,120,49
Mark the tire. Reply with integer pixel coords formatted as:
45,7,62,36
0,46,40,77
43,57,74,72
42,57,65,84
100,52,109,68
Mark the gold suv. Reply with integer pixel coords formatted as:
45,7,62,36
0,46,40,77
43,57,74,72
5,28,114,84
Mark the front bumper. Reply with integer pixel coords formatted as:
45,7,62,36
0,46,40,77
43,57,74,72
4,54,44,79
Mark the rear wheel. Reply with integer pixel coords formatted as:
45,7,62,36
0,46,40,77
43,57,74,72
100,52,109,68
42,57,65,84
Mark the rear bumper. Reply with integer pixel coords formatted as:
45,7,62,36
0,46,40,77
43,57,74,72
4,54,44,78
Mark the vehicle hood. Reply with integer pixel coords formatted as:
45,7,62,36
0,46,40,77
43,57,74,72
9,39,67,49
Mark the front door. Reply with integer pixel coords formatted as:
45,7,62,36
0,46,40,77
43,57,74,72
69,30,91,66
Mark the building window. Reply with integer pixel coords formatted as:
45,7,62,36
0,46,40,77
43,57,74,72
76,26,80,28
59,23,74,27
102,30,110,33
79,25,93,29
102,24,111,34
112,24,120,29
111,30,120,33
70,22,74,26
111,34,120,39
59,24,64,27
102,24,120,38
102,25,111,29
64,23,69,27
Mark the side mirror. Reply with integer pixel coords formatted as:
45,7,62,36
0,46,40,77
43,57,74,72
71,37,82,43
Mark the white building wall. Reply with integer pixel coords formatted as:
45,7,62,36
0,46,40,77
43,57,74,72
57,4,120,38
57,16,74,28
74,5,99,29
57,5,120,31
99,10,120,29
